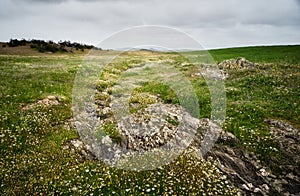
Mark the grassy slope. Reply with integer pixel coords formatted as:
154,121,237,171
209,45,300,64
208,45,300,124
0,52,237,195
209,45,300,172
0,45,299,194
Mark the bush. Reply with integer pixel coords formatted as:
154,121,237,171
8,39,28,47
7,38,96,53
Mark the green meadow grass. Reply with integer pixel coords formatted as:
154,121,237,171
0,45,299,194
223,63,299,168
209,45,300,64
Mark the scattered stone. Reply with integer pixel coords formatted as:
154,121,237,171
101,135,113,146
47,95,57,100
265,119,300,171
97,107,112,118
71,139,83,148
63,139,96,161
192,66,227,79
254,188,261,193
22,95,66,111
63,118,74,131
218,57,255,69
260,168,270,177
236,57,254,68
242,184,249,191
261,184,269,191
217,128,240,145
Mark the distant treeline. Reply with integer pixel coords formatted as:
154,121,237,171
6,38,99,53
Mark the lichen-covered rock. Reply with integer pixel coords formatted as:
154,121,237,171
63,139,96,160
71,90,300,195
117,103,187,151
218,57,255,69
202,119,300,195
265,119,300,170
21,95,65,111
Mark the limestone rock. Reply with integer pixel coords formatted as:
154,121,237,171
218,57,255,69
21,95,65,111
71,92,300,195
63,139,96,160
265,119,300,170
201,119,300,195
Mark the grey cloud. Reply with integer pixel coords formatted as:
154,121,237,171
235,0,300,26
1,0,299,48
14,0,120,3
12,0,67,4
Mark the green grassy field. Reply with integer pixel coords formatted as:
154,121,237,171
210,45,300,64
0,45,299,195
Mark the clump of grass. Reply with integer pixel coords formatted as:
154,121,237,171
166,116,179,126
95,80,110,92
129,91,157,113
101,121,123,144
137,81,179,104
94,92,110,101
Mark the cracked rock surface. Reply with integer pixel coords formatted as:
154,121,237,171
70,94,300,195
203,119,300,195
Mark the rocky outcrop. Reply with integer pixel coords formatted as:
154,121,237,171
203,119,300,195
218,57,255,69
117,103,197,151
21,95,66,111
265,119,300,194
71,91,300,195
69,107,300,195
265,119,300,173
188,119,272,195
63,139,96,161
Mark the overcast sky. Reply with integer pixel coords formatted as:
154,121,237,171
1,0,300,49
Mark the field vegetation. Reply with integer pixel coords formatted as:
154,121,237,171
0,44,299,195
